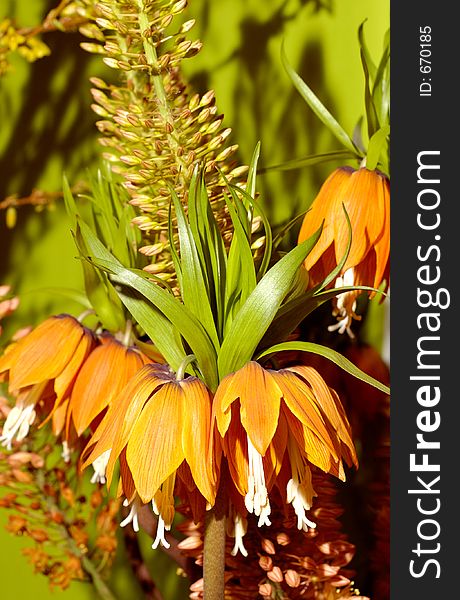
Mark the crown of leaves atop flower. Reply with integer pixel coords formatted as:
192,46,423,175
69,147,389,556
77,149,389,397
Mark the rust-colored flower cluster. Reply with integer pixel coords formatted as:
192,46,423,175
0,401,119,590
178,470,369,599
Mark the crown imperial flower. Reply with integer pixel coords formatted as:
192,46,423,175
298,167,390,334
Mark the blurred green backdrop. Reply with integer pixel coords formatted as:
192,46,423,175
0,0,388,597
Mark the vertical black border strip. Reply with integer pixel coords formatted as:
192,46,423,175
392,5,457,598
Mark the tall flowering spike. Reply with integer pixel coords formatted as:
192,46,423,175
82,364,216,549
213,361,356,548
75,0,246,278
298,167,390,335
0,315,95,449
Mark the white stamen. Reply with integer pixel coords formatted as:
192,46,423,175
151,499,171,549
120,497,140,532
287,442,317,531
0,401,36,450
61,441,71,463
244,436,271,527
287,478,317,531
328,268,359,337
90,449,111,484
230,512,248,557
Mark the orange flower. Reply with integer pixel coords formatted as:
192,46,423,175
213,361,356,555
298,167,390,334
82,364,215,549
0,315,95,449
67,334,150,438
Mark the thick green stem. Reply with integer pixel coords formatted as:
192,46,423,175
203,487,226,600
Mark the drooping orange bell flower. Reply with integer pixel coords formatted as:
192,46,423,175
0,315,95,449
213,361,356,555
67,334,150,438
298,167,390,335
82,364,216,549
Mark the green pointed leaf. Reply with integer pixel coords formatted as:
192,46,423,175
358,21,377,80
259,285,381,350
281,42,357,154
75,220,218,389
218,226,322,377
171,188,220,350
256,341,390,395
366,125,390,171
259,150,360,174
117,288,185,371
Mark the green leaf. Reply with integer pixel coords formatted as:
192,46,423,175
74,224,126,332
223,189,257,328
76,222,218,389
259,285,380,351
171,188,220,350
117,288,186,371
229,183,273,280
358,21,377,81
366,125,390,171
246,142,261,201
218,226,322,377
281,42,357,154
259,150,360,174
256,341,390,395
372,36,390,126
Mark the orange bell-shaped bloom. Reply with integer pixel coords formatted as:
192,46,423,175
298,167,390,334
67,334,150,438
0,315,95,449
213,361,356,555
82,364,216,549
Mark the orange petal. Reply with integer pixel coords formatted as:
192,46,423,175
288,366,356,463
54,329,95,405
180,377,216,504
81,365,168,478
8,316,84,390
283,406,335,474
71,338,145,435
300,168,352,270
335,168,384,270
212,372,236,437
126,381,185,503
221,402,249,496
236,362,281,455
271,370,336,455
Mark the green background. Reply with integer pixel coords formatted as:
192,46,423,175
0,0,388,597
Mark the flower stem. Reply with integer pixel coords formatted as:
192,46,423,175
80,555,118,600
203,486,226,600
